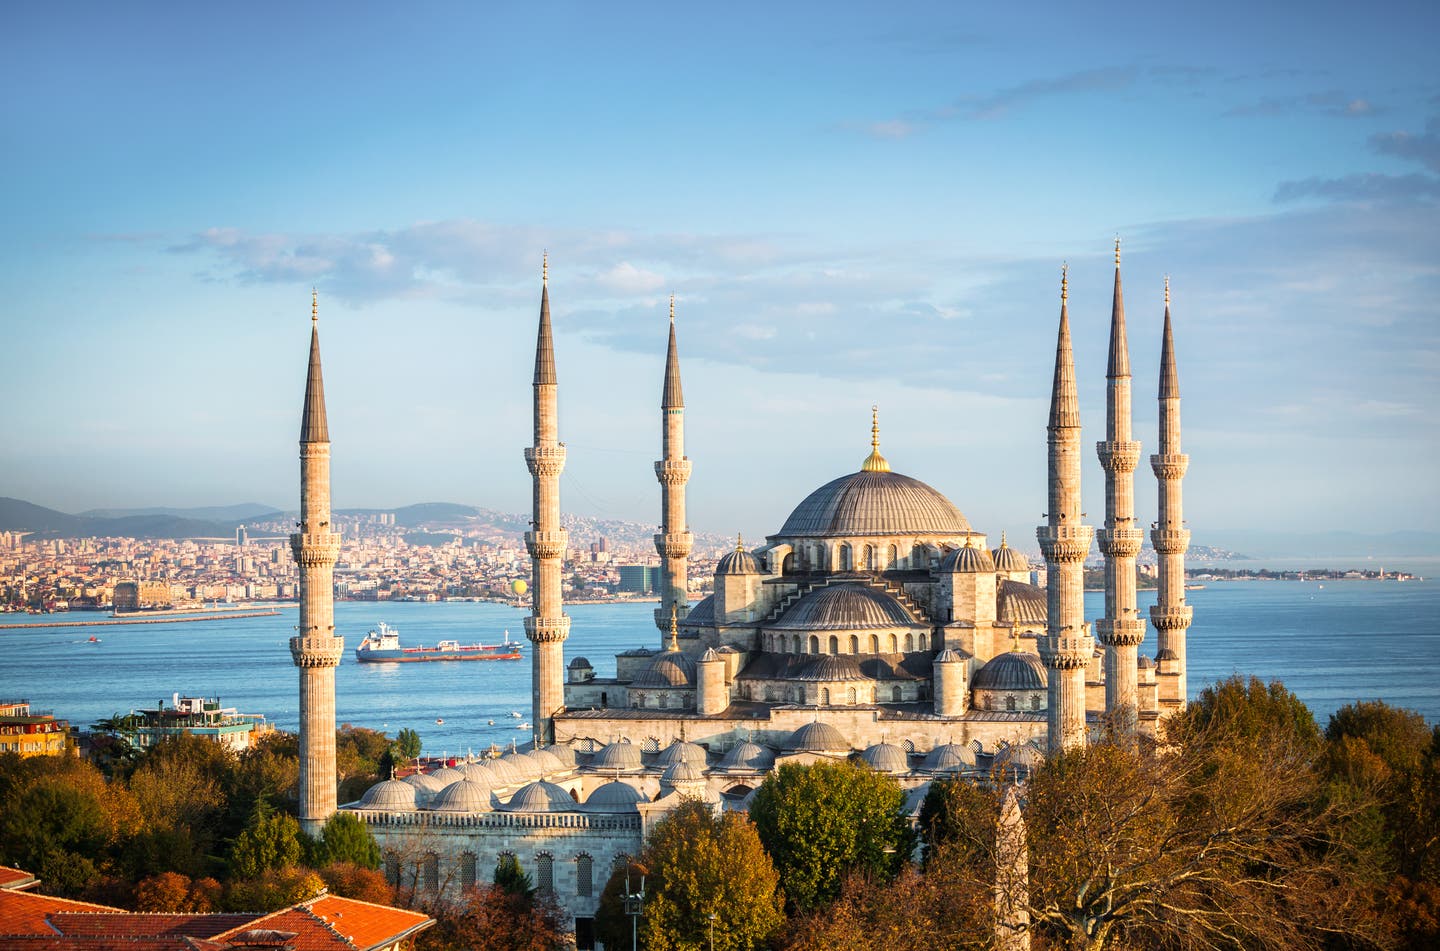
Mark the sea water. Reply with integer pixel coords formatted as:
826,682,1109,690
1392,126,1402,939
2,579,1436,753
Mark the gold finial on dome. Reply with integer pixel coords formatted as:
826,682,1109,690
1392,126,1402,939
669,603,679,651
861,404,890,473
1000,530,1008,548
1060,263,1068,302
736,533,745,552
542,250,548,285
311,288,318,323
1011,629,1022,652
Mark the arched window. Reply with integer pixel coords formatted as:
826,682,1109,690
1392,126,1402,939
889,634,898,653
892,686,903,702
1031,695,1041,711
536,852,554,894
792,635,801,654
864,545,875,569
849,635,859,654
782,553,796,575
384,851,400,886
422,853,439,892
613,853,631,873
809,635,820,654
840,543,853,571
828,635,839,654
576,854,594,898
460,852,478,890
821,688,830,705
643,736,661,753
869,634,879,653
905,633,914,651
847,687,857,705
918,633,928,650
887,544,898,567
1006,696,1017,712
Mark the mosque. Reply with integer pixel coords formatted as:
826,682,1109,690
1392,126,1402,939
287,245,1193,946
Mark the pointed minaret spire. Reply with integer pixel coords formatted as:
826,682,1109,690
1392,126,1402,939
300,292,329,444
534,253,557,386
1048,266,1080,429
1097,239,1145,733
654,296,693,642
1159,277,1179,399
862,404,891,472
1151,277,1192,714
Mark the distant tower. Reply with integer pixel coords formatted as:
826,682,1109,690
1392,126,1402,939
653,294,693,643
524,255,570,744
289,290,343,837
1095,240,1146,732
1036,266,1095,754
1150,279,1192,712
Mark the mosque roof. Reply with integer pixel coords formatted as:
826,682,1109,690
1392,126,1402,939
921,742,977,773
769,583,922,632
461,761,494,782
991,536,1030,573
683,595,716,626
530,748,568,774
940,543,996,573
430,777,494,812
543,743,579,767
401,771,446,804
483,757,525,786
505,780,576,813
973,651,1048,691
795,655,871,683
631,649,697,688
716,741,775,771
660,762,705,784
998,579,1047,625
654,739,709,768
783,720,850,753
775,470,971,538
589,739,644,771
427,766,465,786
993,743,1045,776
569,656,593,669
359,778,418,811
584,780,647,812
502,752,543,781
717,545,761,576
858,741,910,774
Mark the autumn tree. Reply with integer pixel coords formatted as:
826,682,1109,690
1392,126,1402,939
417,884,567,951
133,871,221,912
750,761,915,912
319,862,394,904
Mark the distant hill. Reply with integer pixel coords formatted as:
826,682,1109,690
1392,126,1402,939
1203,530,1440,560
78,503,283,522
0,497,256,540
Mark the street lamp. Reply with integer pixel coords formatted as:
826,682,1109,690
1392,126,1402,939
623,864,646,951
708,911,717,951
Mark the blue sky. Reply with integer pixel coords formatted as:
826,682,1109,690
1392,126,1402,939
3,1,1437,546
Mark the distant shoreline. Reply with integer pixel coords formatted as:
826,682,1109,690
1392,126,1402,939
0,609,281,630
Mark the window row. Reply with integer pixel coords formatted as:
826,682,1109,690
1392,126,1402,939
383,849,628,899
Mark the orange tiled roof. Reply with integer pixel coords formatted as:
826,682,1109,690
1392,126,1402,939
305,894,432,950
48,912,257,939
0,865,39,891
0,889,124,935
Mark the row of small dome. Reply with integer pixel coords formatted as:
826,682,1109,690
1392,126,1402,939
712,536,1031,577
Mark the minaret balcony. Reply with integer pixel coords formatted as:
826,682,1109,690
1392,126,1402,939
525,445,567,477
1036,525,1094,562
289,634,344,668
1150,528,1191,554
524,615,571,643
654,532,694,559
1096,440,1142,471
1095,616,1147,646
525,530,569,560
1096,527,1146,557
1038,630,1095,668
1149,605,1194,630
654,459,692,485
1150,453,1189,480
289,532,341,565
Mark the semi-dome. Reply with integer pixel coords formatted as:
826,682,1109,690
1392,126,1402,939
922,743,977,773
784,720,850,753
654,740,708,769
683,596,715,626
769,584,920,632
504,780,577,813
972,651,1047,691
430,777,494,813
589,739,644,771
584,780,647,812
631,650,696,688
359,778,418,811
859,741,910,774
940,543,995,573
776,470,970,538
991,535,1030,573
716,741,774,771
795,655,870,683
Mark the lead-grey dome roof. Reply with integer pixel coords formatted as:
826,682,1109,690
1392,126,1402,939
795,655,871,683
784,721,850,753
584,780,647,812
859,742,910,774
716,741,774,771
359,778,418,811
590,739,643,771
921,743,977,773
770,584,920,632
972,652,1047,691
940,544,995,573
430,777,495,812
631,650,696,688
776,470,970,538
717,547,761,575
991,541,1030,573
504,780,577,812
654,740,709,769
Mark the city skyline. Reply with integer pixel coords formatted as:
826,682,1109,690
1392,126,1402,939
4,2,1437,543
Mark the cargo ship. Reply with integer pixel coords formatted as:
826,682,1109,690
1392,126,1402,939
354,622,524,663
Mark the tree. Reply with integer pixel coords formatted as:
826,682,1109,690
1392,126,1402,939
316,811,381,869
319,862,394,904
229,804,303,879
494,851,534,898
395,728,423,762
134,871,220,912
596,800,783,951
417,884,567,951
224,866,326,912
750,761,915,912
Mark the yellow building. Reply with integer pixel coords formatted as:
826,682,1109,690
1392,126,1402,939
0,701,71,757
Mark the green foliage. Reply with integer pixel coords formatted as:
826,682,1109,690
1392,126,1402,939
0,777,109,894
316,811,381,869
229,803,303,879
750,761,915,913
494,852,534,897
394,727,423,761
1166,673,1321,753
224,866,326,912
917,778,996,866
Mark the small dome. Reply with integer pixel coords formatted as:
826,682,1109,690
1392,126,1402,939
542,743,579,767
993,743,1044,777
654,740,708,769
921,743,977,773
1137,655,1156,670
661,762,705,784
530,748,568,775
716,545,761,576
940,543,996,573
1155,648,1179,662
568,656,593,669
631,650,696,688
460,761,495,783
483,757,525,787
430,778,494,813
972,652,1047,691
590,739,644,771
401,771,447,805
427,766,465,786
859,742,910,774
717,741,774,771
991,538,1029,573
934,648,964,664
359,778,418,811
770,584,920,632
502,752,543,781
698,647,720,663
784,721,850,753
683,596,716,626
584,780,647,812
505,780,577,813
795,655,871,683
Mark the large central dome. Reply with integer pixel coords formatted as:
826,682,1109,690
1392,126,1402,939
776,469,971,538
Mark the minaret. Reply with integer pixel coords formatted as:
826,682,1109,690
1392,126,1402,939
1150,278,1192,712
653,294,693,643
524,254,571,744
1036,266,1095,753
290,290,343,837
1095,239,1146,731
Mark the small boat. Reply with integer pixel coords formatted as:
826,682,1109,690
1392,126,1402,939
88,635,100,643
436,718,445,725
517,722,531,731
354,622,524,663
508,711,523,719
